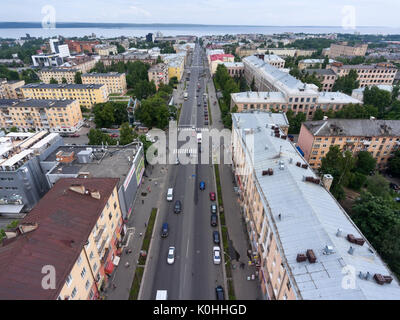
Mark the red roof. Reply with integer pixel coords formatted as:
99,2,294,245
0,178,119,300
210,54,234,62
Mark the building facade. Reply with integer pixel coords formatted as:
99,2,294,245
37,68,78,84
31,53,63,67
297,119,400,170
20,83,108,108
82,72,127,95
304,69,338,92
209,53,235,75
95,44,118,56
328,43,368,58
0,79,25,99
223,62,244,77
65,40,100,53
298,59,336,70
148,63,169,89
263,54,285,69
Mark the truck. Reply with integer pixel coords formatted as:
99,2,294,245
184,92,188,100
197,132,202,144
156,290,168,300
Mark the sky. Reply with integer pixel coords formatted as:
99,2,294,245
0,0,399,27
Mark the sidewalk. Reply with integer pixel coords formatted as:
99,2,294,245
105,164,169,300
207,77,263,300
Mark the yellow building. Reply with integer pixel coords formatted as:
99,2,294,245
0,79,25,99
161,54,185,81
298,119,400,170
37,68,78,84
95,44,118,56
20,83,108,108
82,72,127,95
0,178,124,300
0,98,83,133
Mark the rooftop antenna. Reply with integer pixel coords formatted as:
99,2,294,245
348,246,354,255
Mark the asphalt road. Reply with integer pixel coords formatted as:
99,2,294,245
141,42,224,300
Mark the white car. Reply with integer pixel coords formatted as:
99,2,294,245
167,246,175,264
213,246,221,265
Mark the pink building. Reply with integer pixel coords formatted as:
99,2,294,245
209,53,235,74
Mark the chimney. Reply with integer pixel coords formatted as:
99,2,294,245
322,174,333,191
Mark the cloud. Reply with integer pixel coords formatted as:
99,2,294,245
129,5,151,17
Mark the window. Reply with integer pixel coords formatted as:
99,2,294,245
77,255,82,266
81,267,86,279
85,280,91,290
66,274,72,287
93,263,98,272
71,287,77,299
89,251,94,260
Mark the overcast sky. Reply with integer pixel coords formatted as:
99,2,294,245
0,0,399,27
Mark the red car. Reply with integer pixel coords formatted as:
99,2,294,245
109,133,119,138
209,192,216,201
70,133,80,138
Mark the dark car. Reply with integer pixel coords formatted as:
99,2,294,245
215,286,225,300
174,200,182,214
204,120,209,125
210,203,217,214
209,192,216,201
200,181,205,190
211,214,218,227
213,231,220,244
161,223,169,238
390,183,399,190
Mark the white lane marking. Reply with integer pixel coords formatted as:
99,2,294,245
186,238,190,258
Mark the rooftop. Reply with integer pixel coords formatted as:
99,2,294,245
210,53,234,62
303,119,400,137
37,68,79,73
82,72,124,78
223,62,244,68
21,83,105,90
232,113,400,299
305,69,337,76
0,178,119,300
263,54,285,63
0,98,76,109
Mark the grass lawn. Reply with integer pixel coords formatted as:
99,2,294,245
138,208,157,265
128,266,144,300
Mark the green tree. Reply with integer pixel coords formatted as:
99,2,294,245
366,174,391,198
156,55,162,64
332,69,359,95
388,149,400,176
348,172,367,191
135,95,170,129
119,122,134,145
355,151,376,175
363,86,392,118
49,77,58,84
312,109,325,121
61,77,67,84
88,128,117,145
74,72,82,84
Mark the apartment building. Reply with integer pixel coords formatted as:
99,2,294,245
100,52,157,67
238,55,360,119
82,72,127,95
161,54,186,81
63,55,98,74
148,63,169,89
223,62,244,77
209,53,235,75
37,68,78,84
0,178,123,300
298,59,336,70
95,44,118,56
328,43,368,58
0,79,25,99
20,83,108,108
304,69,338,92
298,119,400,170
263,54,285,69
65,39,100,53
0,98,82,133
0,131,63,213
231,112,400,300
235,47,316,58
327,62,397,87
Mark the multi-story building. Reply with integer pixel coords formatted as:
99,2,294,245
0,79,25,99
263,54,285,69
161,54,186,81
238,55,360,119
0,178,124,300
42,141,145,220
37,68,78,84
62,55,98,74
0,131,63,213
236,47,316,58
82,72,127,95
0,98,83,133
65,39,100,54
148,63,169,89
31,53,63,67
100,52,157,67
327,62,397,88
223,62,244,78
304,69,338,92
209,53,235,75
297,119,400,170
231,112,400,300
298,58,336,70
328,43,368,58
20,83,108,108
94,44,118,56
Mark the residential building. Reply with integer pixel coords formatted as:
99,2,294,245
65,40,100,54
31,53,63,68
298,119,400,170
231,112,400,300
223,62,244,77
0,178,123,300
328,43,368,58
94,44,118,56
327,62,397,88
148,63,169,89
209,53,235,75
161,54,186,81
20,83,108,108
62,55,98,74
82,72,127,95
0,79,25,99
263,54,285,69
0,131,63,213
236,47,316,58
304,69,338,92
100,52,157,67
49,39,71,58
37,68,78,84
0,98,83,133
298,59,336,70
42,142,145,220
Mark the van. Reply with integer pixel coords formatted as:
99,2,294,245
167,188,173,201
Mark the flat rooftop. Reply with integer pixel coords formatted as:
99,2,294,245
0,98,76,109
37,68,79,73
21,83,105,90
233,112,400,299
82,72,124,77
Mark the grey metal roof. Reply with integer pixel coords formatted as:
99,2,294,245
21,83,105,89
82,72,124,77
303,119,400,137
305,69,336,76
232,112,400,299
0,98,76,108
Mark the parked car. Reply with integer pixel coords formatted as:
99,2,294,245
70,133,80,138
200,181,205,190
167,246,175,264
209,192,216,201
390,183,399,190
210,203,217,214
215,286,225,300
213,231,220,244
174,200,182,214
213,246,221,265
204,120,209,125
161,223,169,238
211,214,218,227
109,133,119,138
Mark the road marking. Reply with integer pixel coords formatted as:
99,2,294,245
122,228,135,248
186,238,190,258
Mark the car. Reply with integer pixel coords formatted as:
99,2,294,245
215,286,225,300
204,121,209,125
213,246,221,265
167,246,175,264
197,102,201,106
210,203,217,214
390,183,399,190
213,231,220,244
161,223,169,238
209,192,216,201
109,133,119,138
200,181,205,190
205,116,208,120
211,214,218,227
395,197,400,203
70,133,80,138
174,200,182,214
